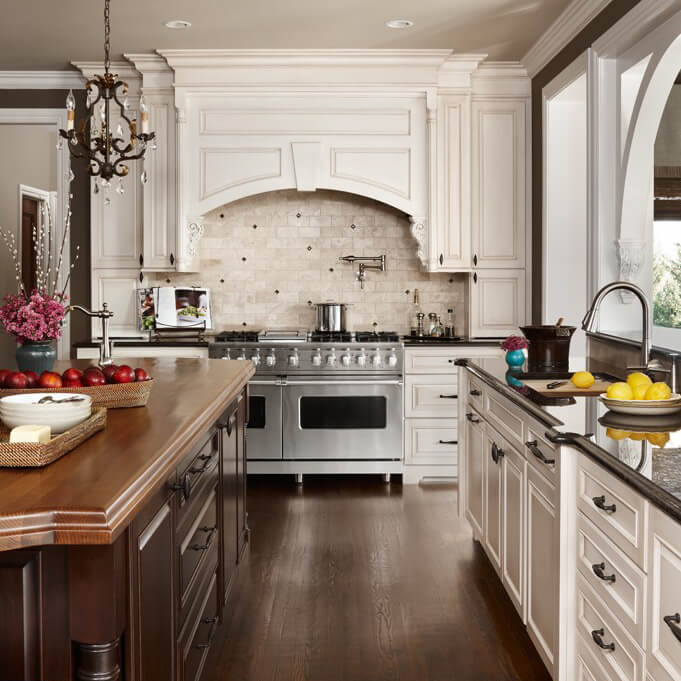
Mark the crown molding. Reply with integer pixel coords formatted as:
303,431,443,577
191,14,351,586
521,0,613,78
124,53,173,91
0,70,85,90
472,62,531,96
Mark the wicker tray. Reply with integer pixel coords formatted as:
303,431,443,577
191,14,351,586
0,378,153,409
0,408,107,467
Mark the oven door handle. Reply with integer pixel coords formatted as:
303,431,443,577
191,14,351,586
282,380,404,386
249,379,282,385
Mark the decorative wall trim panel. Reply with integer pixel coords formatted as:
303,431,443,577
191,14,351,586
330,148,411,199
200,148,282,200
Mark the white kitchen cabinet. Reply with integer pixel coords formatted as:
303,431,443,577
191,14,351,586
502,442,526,619
484,427,504,576
647,507,681,681
434,94,471,270
403,418,458,466
470,269,526,337
526,463,557,674
405,374,459,418
465,410,486,538
90,269,145,338
471,99,526,269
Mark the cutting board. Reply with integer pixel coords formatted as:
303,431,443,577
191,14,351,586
521,378,615,397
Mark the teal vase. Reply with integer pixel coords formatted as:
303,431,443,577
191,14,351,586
16,340,56,374
505,349,525,369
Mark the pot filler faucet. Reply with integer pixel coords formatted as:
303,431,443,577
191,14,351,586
338,255,386,289
581,281,668,375
69,303,114,366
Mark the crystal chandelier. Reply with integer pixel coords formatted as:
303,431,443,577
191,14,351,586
59,0,155,193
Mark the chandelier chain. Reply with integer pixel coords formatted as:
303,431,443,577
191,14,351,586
104,0,111,73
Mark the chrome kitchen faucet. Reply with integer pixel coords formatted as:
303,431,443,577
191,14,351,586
338,254,386,289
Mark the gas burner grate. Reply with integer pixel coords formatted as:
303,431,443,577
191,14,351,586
214,330,261,343
309,331,353,343
355,331,400,343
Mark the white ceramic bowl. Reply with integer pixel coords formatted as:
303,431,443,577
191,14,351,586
0,393,92,433
599,392,681,416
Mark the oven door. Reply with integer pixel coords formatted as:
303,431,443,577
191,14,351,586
246,380,283,460
282,379,403,460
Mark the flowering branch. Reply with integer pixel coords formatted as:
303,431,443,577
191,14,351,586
501,335,529,351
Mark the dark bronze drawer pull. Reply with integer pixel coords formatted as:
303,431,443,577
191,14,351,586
491,442,505,464
525,440,555,465
438,440,458,445
191,526,218,552
664,613,681,643
591,628,615,651
194,616,219,650
593,495,617,513
190,452,218,476
168,473,191,500
470,389,482,397
592,562,616,583
466,412,480,423
439,394,458,399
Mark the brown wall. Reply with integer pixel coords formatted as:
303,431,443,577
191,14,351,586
531,0,644,322
0,90,91,352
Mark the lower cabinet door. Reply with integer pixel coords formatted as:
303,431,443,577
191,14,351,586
647,507,681,681
484,430,503,575
131,490,175,681
221,405,238,602
236,398,248,561
464,411,485,537
502,443,525,618
526,465,557,675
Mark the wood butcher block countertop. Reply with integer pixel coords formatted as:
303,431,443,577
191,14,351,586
0,358,254,552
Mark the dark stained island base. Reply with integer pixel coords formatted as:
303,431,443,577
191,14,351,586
0,357,254,681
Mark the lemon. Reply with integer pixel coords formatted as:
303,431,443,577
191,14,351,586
605,428,631,441
627,372,653,390
571,371,595,389
606,382,634,400
632,384,649,401
646,432,671,449
644,382,672,401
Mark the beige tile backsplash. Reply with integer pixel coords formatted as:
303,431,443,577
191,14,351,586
151,190,467,335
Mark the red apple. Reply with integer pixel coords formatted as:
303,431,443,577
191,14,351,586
0,369,10,386
39,371,63,389
113,365,135,384
82,368,106,387
102,364,118,384
63,378,83,388
5,371,27,389
134,368,149,382
23,371,39,388
62,368,83,383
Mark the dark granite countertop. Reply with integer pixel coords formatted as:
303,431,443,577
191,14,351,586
402,337,502,346
457,358,681,524
73,339,210,348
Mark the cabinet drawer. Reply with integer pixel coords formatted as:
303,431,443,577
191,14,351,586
467,375,484,411
577,455,648,570
577,513,646,645
576,631,618,681
179,487,219,609
647,507,681,681
405,375,458,417
525,426,558,483
180,570,219,681
404,350,460,374
404,419,458,466
576,572,645,681
486,390,524,449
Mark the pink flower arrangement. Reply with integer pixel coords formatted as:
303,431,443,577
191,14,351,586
0,289,67,344
500,335,529,352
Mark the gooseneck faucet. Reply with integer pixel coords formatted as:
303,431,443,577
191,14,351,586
338,255,386,289
581,281,652,369
69,302,114,366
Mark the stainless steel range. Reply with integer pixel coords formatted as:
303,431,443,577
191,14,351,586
209,330,404,480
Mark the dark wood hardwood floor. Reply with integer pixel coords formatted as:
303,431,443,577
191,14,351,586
204,475,551,681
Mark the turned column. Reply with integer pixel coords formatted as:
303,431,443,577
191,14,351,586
73,640,122,681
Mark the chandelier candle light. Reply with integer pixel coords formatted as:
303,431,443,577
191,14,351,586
59,0,155,196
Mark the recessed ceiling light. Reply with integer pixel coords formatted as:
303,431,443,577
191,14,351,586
164,19,192,29
386,19,414,29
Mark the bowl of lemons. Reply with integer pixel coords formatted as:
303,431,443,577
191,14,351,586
600,372,681,415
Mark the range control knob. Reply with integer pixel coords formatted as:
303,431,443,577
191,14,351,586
312,348,322,366
251,351,261,367
357,349,367,367
221,349,231,360
288,349,299,367
237,350,247,361
341,349,352,367
371,350,382,367
326,348,337,367
387,348,398,367
265,351,276,367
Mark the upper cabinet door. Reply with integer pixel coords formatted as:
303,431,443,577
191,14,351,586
470,269,526,338
435,95,471,270
471,100,526,269
91,110,143,269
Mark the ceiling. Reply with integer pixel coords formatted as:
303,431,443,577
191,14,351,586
1,0,572,70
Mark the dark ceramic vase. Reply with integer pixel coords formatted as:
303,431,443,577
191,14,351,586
16,340,56,374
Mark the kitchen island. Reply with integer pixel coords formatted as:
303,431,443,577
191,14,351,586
457,357,681,681
0,357,254,681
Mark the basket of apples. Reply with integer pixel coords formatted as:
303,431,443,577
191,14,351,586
0,365,153,409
